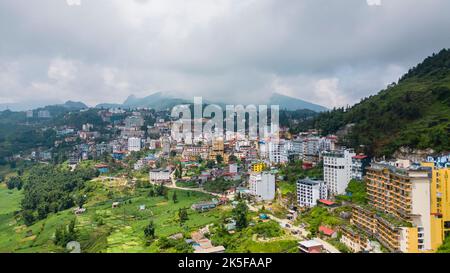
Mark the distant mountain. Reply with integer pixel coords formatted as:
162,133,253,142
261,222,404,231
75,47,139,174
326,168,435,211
96,92,188,111
123,92,188,110
95,91,327,112
310,48,450,157
60,101,88,110
95,103,123,109
268,93,328,112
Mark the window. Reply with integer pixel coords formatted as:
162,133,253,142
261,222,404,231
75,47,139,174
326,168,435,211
444,221,450,229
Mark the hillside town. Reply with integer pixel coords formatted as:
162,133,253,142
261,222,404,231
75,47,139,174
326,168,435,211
2,106,448,254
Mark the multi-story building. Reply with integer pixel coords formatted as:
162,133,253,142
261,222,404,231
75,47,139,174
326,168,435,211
351,159,450,253
182,145,210,160
251,161,266,173
249,172,275,201
340,225,371,253
422,160,450,250
38,110,51,118
268,140,288,164
323,149,355,195
297,178,327,208
162,136,171,155
149,169,171,184
128,137,142,152
125,115,144,128
210,137,224,160
351,154,370,180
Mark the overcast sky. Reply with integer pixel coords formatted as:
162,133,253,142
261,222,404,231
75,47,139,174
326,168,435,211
1,0,450,110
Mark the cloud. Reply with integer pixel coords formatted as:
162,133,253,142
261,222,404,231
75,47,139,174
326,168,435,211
0,0,450,110
367,0,382,6
66,0,81,6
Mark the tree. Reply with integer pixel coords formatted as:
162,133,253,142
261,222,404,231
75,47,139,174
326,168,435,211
148,187,155,197
22,210,35,226
68,218,76,235
144,221,156,239
216,155,224,164
228,154,238,163
174,168,180,179
233,201,248,230
6,176,23,190
172,191,178,203
206,160,215,169
53,218,77,247
76,195,87,208
156,184,167,196
178,208,189,225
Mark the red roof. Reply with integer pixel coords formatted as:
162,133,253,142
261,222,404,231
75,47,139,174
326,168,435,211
318,199,335,206
352,155,368,159
319,226,335,236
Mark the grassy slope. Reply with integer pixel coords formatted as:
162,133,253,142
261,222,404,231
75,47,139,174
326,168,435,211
0,180,223,253
0,184,23,215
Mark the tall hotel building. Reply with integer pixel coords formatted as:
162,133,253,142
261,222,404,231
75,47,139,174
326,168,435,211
323,149,355,195
351,159,450,252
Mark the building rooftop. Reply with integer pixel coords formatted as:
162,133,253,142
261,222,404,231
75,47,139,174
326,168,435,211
299,240,322,248
318,199,335,206
298,178,323,186
319,226,336,236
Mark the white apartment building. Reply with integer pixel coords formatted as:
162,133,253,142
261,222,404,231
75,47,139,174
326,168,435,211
323,149,356,195
149,169,171,184
249,172,275,201
128,137,142,152
268,140,288,164
297,178,328,208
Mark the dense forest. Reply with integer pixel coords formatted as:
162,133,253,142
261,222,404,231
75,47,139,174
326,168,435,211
302,49,450,157
17,165,99,225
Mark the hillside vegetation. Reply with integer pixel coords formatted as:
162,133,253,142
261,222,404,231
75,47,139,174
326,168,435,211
311,49,450,157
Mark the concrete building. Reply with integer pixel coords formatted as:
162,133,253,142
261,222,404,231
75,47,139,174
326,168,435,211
38,110,51,118
210,137,224,161
351,159,450,253
298,240,323,253
351,154,370,180
340,226,371,253
249,172,275,201
128,137,142,152
323,149,356,196
149,169,171,184
162,136,171,155
297,178,327,208
125,115,144,128
268,140,288,164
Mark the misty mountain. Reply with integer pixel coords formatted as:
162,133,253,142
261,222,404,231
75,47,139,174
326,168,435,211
268,93,328,112
95,91,327,112
60,101,88,110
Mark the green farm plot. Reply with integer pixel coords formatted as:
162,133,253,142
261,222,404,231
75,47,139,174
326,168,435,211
0,185,23,215
0,180,226,253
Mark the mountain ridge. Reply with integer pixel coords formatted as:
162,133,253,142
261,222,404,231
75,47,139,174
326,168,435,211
309,48,450,157
95,92,327,112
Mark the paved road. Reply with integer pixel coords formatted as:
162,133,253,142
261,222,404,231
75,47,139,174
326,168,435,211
167,171,223,197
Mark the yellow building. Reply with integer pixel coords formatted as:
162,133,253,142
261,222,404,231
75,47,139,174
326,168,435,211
251,162,266,173
352,160,449,253
422,161,450,251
